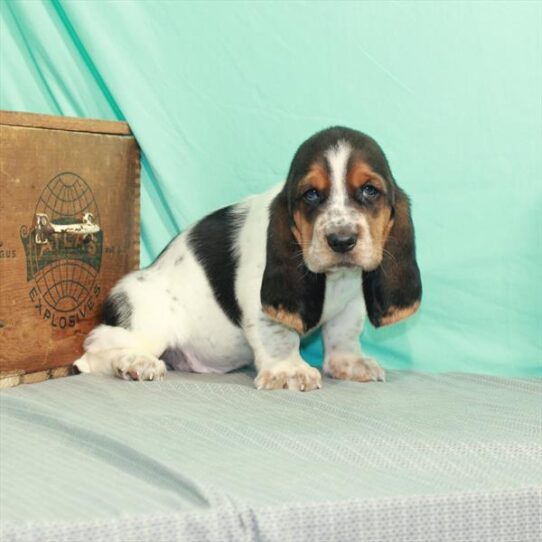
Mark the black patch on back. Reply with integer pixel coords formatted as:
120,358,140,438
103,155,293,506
188,205,247,326
102,292,132,329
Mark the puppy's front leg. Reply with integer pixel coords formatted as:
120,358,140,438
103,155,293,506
246,316,321,391
323,295,386,383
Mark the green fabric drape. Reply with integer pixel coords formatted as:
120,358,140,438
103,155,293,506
1,0,540,377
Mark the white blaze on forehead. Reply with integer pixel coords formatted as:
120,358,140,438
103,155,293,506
324,140,352,208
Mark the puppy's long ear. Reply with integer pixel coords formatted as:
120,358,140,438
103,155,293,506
260,192,325,334
363,186,422,327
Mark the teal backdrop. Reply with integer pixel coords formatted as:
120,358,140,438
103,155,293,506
1,0,541,377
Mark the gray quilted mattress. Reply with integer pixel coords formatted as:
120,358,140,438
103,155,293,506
0,369,540,541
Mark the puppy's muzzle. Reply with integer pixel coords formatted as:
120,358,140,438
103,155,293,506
326,231,358,253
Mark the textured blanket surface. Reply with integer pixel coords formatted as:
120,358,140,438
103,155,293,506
1,370,540,541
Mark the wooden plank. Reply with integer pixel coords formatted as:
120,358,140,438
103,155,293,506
22,370,50,385
50,366,73,379
0,110,132,136
0,366,73,388
0,371,23,388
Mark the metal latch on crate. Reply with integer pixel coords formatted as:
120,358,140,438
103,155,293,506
34,212,101,245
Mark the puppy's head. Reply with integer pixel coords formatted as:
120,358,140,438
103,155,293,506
285,128,395,274
262,127,421,330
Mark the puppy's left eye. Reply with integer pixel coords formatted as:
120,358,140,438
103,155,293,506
356,184,380,202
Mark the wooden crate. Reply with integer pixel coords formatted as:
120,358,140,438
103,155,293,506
0,111,140,386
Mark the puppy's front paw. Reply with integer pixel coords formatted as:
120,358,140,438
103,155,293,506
255,361,322,391
113,353,166,381
324,353,385,383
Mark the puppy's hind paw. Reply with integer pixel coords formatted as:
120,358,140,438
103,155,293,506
113,353,166,381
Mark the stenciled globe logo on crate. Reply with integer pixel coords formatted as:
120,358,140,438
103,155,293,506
20,173,103,328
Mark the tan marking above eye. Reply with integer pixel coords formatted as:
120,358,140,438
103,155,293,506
347,161,385,193
297,163,330,196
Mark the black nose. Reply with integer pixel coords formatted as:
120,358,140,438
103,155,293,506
326,233,358,253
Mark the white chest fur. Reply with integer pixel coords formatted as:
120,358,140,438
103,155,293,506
319,268,364,326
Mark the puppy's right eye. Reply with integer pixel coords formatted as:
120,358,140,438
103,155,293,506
302,188,322,206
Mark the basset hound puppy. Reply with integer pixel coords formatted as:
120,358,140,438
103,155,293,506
74,126,421,391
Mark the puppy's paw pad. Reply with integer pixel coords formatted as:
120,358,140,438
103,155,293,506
325,354,385,383
255,362,321,391
113,354,166,381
